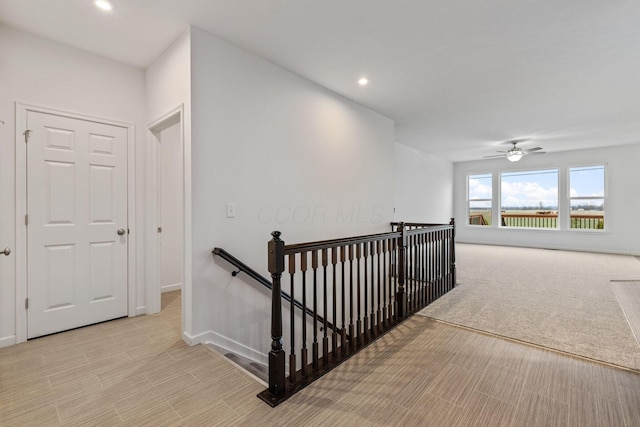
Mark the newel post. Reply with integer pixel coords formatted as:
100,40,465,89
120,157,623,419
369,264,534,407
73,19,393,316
397,222,408,318
449,218,457,288
267,231,286,397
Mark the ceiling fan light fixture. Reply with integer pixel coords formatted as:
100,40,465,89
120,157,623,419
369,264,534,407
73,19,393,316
95,0,115,11
507,150,523,162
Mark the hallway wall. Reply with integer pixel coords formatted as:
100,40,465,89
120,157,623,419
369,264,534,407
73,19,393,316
188,27,395,359
0,24,147,346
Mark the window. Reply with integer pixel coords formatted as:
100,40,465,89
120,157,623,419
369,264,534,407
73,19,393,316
468,173,492,226
569,166,605,230
500,169,559,228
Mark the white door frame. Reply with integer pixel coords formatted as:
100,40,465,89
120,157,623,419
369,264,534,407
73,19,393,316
15,102,136,344
146,105,186,316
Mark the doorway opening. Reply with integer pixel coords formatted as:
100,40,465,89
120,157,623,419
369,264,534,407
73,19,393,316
147,107,185,318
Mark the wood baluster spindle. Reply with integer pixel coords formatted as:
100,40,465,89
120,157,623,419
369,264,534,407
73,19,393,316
288,254,296,384
369,241,376,338
340,246,347,354
356,243,363,346
348,244,355,349
300,252,308,377
363,242,370,343
322,248,329,365
376,240,382,333
331,247,338,359
312,250,319,370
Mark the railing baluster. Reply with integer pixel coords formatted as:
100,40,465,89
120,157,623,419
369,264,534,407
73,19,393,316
322,248,329,365
390,238,397,320
397,223,407,318
433,231,437,298
340,246,347,354
376,240,382,334
312,250,319,370
300,252,308,377
349,244,355,349
363,242,370,342
288,254,296,384
419,233,424,307
331,247,338,359
382,239,388,328
370,241,376,338
356,243,362,346
412,235,418,313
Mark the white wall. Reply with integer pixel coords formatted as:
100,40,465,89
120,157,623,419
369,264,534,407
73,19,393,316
454,143,640,254
145,29,191,329
0,24,147,346
394,143,453,223
188,27,395,360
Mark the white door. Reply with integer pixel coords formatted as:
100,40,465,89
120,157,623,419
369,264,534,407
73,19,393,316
27,111,128,339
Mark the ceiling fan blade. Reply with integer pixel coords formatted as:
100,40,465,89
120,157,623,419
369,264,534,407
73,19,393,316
483,154,508,158
526,151,546,155
524,147,543,153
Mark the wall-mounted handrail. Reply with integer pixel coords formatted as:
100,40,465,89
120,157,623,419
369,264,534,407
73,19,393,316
213,247,272,288
212,247,339,333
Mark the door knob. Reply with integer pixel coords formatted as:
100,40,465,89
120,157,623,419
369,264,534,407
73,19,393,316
1,247,10,256
117,229,126,236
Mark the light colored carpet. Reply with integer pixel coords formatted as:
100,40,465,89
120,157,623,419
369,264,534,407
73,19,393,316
419,243,640,370
612,281,640,349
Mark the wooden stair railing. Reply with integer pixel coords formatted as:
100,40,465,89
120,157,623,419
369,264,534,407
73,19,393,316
259,219,457,406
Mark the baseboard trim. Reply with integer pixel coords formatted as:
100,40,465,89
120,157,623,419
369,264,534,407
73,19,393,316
0,335,17,348
183,330,268,366
161,283,182,293
457,240,639,257
135,305,146,316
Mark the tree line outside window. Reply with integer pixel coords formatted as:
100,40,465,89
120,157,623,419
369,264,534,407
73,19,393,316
467,166,605,230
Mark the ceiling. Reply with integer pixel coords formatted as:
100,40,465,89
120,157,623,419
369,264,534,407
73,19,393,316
1,0,639,162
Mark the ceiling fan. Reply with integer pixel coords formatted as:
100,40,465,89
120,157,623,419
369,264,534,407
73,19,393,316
483,139,545,162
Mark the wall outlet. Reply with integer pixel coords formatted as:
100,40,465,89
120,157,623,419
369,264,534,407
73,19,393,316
226,203,236,218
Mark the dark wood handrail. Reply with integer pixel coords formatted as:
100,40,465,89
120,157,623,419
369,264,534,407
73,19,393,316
212,247,339,333
390,222,445,227
284,231,400,254
213,247,272,288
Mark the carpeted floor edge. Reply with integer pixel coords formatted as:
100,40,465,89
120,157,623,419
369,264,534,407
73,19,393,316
422,315,640,374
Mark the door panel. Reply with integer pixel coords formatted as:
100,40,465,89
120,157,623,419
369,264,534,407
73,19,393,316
27,111,128,339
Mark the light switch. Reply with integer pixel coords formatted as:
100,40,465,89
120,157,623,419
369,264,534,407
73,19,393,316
226,203,236,218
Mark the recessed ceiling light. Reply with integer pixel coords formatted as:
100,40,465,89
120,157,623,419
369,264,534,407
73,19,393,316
358,77,369,86
95,0,115,11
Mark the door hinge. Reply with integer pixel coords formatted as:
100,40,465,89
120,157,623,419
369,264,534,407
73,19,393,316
25,298,29,309
23,129,32,143
25,214,28,226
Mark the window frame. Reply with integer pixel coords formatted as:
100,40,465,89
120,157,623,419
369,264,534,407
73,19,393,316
467,173,493,227
568,164,606,232
499,168,560,229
